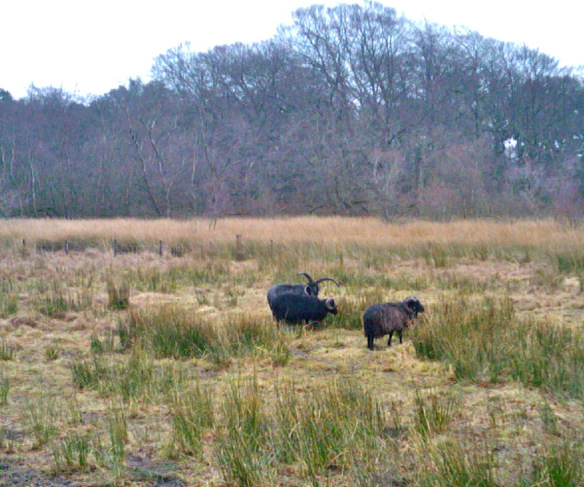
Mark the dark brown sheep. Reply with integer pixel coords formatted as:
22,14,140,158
363,297,425,350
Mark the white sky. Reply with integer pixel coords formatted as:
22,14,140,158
2,0,583,100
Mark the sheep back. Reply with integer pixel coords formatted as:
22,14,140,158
270,293,336,324
267,284,307,307
363,303,411,338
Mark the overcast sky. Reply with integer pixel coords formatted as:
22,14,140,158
2,0,583,100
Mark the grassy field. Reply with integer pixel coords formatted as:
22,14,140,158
1,217,584,486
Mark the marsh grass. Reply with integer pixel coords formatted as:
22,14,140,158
0,376,9,404
113,237,142,254
33,280,94,317
119,306,220,359
530,440,584,486
91,331,117,354
5,218,583,267
272,379,387,482
0,340,15,361
215,376,276,486
70,351,159,402
36,289,69,317
107,279,131,310
0,292,18,318
169,238,191,257
413,387,458,439
553,248,584,275
118,306,289,365
418,439,499,487
45,345,61,361
2,217,584,486
539,400,560,436
79,401,131,479
51,434,93,473
106,402,128,468
412,297,584,398
24,393,62,448
167,380,214,458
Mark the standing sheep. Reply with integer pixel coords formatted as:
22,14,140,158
270,293,338,326
363,297,425,350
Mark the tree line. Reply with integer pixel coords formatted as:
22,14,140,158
1,2,583,219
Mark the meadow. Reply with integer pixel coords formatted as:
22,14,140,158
1,217,584,486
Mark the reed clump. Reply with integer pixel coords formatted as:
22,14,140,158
412,296,584,398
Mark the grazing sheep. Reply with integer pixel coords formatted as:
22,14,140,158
270,293,338,326
267,272,340,308
363,297,425,350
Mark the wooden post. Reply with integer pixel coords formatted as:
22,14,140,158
235,234,244,261
159,240,163,257
22,239,26,250
65,240,69,255
113,239,118,257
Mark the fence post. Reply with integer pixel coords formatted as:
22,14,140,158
65,239,69,255
159,240,163,257
113,239,118,257
235,234,244,261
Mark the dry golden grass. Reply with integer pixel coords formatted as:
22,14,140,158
0,217,583,486
2,216,584,248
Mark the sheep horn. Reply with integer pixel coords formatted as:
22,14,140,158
297,272,314,283
325,298,336,311
315,277,340,287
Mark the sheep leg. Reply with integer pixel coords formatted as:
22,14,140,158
306,321,317,331
387,331,394,346
398,330,403,344
367,336,374,351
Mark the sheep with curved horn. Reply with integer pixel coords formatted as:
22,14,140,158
267,272,340,309
270,293,338,326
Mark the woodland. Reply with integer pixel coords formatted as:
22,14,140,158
1,2,583,220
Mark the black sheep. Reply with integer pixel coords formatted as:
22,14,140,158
270,293,338,326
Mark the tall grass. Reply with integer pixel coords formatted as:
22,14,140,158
32,279,93,317
0,376,9,404
0,340,15,361
24,393,62,448
530,440,584,486
118,306,289,365
0,293,18,318
272,379,387,483
413,387,458,439
51,434,93,473
70,351,160,401
167,380,214,458
412,296,584,398
213,376,389,486
417,439,499,487
215,376,276,486
3,217,582,248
